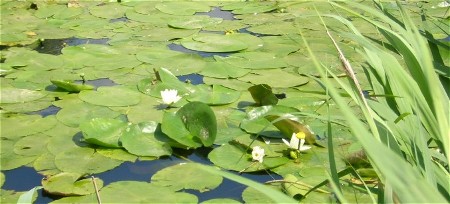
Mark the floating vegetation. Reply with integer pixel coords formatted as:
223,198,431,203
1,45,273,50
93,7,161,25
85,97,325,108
1,0,448,203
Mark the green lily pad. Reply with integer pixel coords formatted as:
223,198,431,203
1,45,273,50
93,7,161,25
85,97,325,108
151,53,205,76
79,86,142,107
265,115,316,144
56,102,121,127
1,115,57,139
0,99,53,113
240,106,299,138
55,147,123,175
89,3,128,19
13,133,50,156
0,88,47,104
155,2,210,15
120,122,172,157
200,61,250,79
80,118,128,148
215,52,287,69
53,181,198,203
248,84,279,106
51,80,94,93
238,69,309,88
151,163,222,192
201,198,241,204
168,15,223,29
161,111,203,148
242,186,278,203
96,148,138,162
1,139,37,170
33,152,61,176
187,84,241,105
208,143,289,172
221,1,278,14
181,34,248,53
0,172,4,188
42,172,104,196
176,102,217,147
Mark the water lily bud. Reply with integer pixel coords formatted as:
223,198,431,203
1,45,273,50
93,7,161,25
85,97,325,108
289,150,298,159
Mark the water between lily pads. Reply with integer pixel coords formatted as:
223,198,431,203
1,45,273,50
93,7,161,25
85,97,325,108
2,7,283,202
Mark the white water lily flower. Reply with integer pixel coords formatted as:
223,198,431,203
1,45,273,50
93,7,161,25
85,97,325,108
282,132,311,152
251,146,265,163
160,89,181,105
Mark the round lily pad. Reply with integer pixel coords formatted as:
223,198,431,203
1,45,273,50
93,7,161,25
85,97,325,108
168,15,223,29
208,143,288,172
120,122,172,157
0,88,47,104
176,102,217,147
13,133,51,156
80,118,128,148
155,2,210,15
42,172,104,196
151,163,222,192
1,115,57,139
238,69,309,88
187,84,241,105
55,147,123,175
56,103,121,127
181,34,248,53
79,86,142,107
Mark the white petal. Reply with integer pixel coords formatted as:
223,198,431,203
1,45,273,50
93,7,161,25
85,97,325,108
290,135,300,149
299,139,311,151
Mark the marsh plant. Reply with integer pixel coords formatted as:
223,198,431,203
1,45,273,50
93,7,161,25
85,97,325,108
294,1,449,203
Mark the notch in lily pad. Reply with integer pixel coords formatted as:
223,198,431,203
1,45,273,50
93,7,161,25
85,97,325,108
162,101,217,148
248,84,278,106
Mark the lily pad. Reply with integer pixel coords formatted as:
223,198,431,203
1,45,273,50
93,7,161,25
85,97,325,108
238,69,309,88
56,102,121,127
168,15,223,29
208,143,289,172
200,61,250,79
221,1,278,14
13,133,51,156
155,2,210,15
50,80,94,93
248,84,279,106
215,52,287,69
0,88,47,104
55,147,123,175
1,115,57,139
120,122,172,157
161,111,203,148
89,3,128,19
42,172,104,196
181,34,248,53
151,163,222,192
80,118,128,148
79,86,142,107
187,84,241,105
176,102,217,147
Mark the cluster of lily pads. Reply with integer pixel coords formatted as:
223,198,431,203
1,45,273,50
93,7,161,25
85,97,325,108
1,0,448,203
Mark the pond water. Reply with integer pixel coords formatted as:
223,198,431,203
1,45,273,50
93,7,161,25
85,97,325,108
1,5,281,203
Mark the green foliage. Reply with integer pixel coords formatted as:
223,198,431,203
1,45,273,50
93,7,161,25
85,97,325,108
302,1,449,203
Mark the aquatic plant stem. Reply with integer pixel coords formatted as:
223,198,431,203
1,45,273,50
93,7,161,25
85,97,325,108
92,176,102,204
265,180,330,194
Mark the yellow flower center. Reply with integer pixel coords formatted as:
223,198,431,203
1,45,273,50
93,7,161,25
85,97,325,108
295,132,306,139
